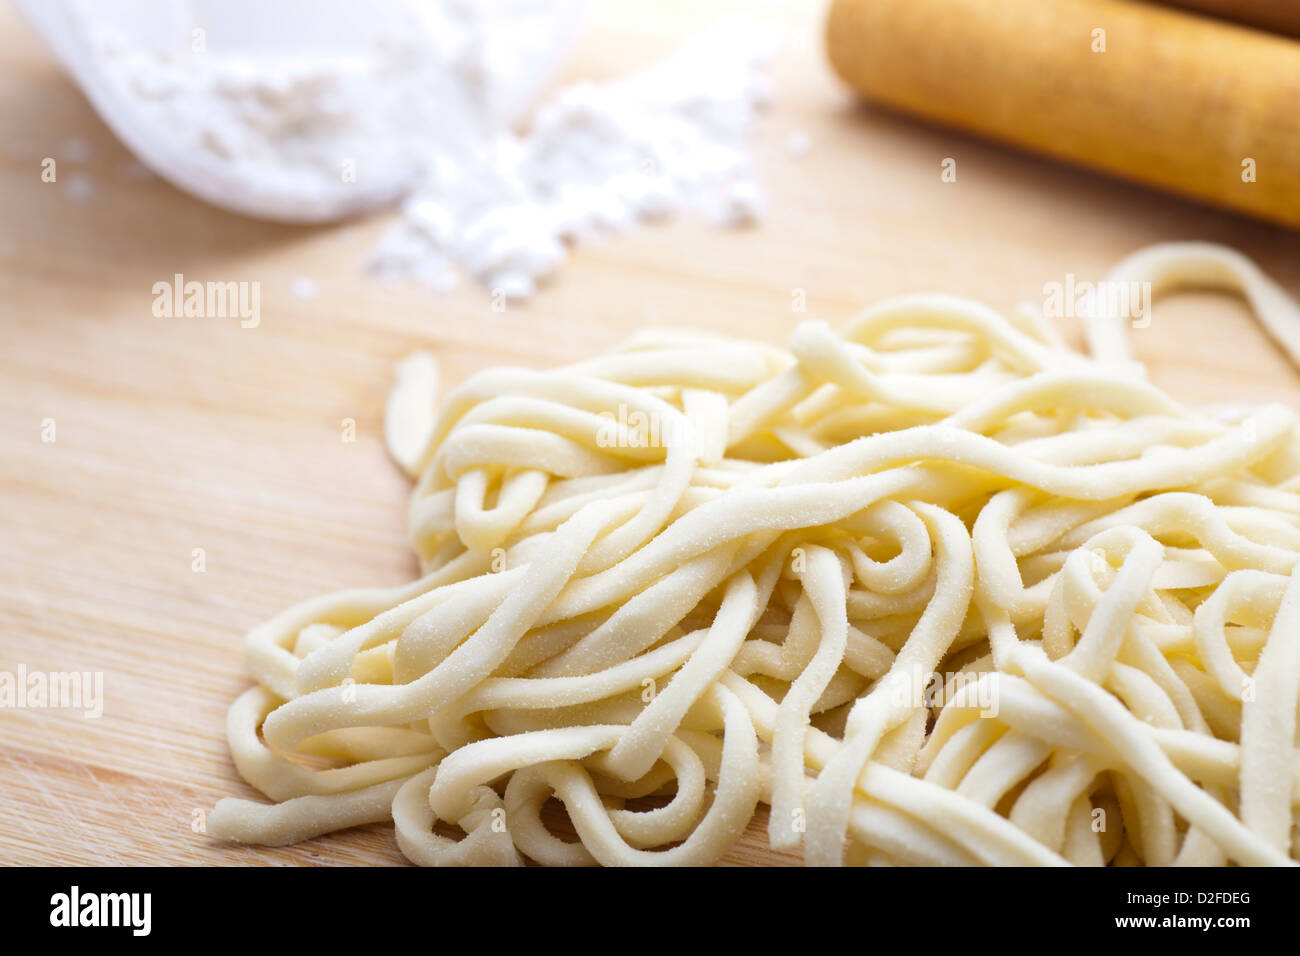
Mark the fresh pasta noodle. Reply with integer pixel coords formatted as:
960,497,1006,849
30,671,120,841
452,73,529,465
211,241,1300,866
1084,241,1300,370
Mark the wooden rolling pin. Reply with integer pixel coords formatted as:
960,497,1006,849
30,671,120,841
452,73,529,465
826,0,1300,229
1160,0,1300,38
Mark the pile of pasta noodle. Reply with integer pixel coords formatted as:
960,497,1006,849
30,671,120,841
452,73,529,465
212,243,1300,866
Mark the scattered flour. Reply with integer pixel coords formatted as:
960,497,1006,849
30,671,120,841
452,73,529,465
289,277,320,300
784,129,811,159
74,2,774,300
368,18,776,298
62,137,94,163
65,172,95,201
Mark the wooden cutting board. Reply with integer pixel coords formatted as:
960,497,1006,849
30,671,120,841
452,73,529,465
3,0,1300,867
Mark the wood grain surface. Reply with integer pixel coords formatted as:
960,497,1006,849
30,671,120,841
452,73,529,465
2,0,1300,866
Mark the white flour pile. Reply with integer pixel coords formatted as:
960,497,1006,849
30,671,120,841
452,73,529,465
368,19,775,298
84,2,774,299
87,2,489,219
96,38,456,203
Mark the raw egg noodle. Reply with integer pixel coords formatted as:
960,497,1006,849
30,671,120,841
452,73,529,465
211,242,1300,866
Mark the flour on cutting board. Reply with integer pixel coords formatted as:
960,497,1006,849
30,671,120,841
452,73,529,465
89,16,484,214
84,2,774,301
368,18,776,299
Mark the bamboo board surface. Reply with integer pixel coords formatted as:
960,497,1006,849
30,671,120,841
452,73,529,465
3,0,1300,866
